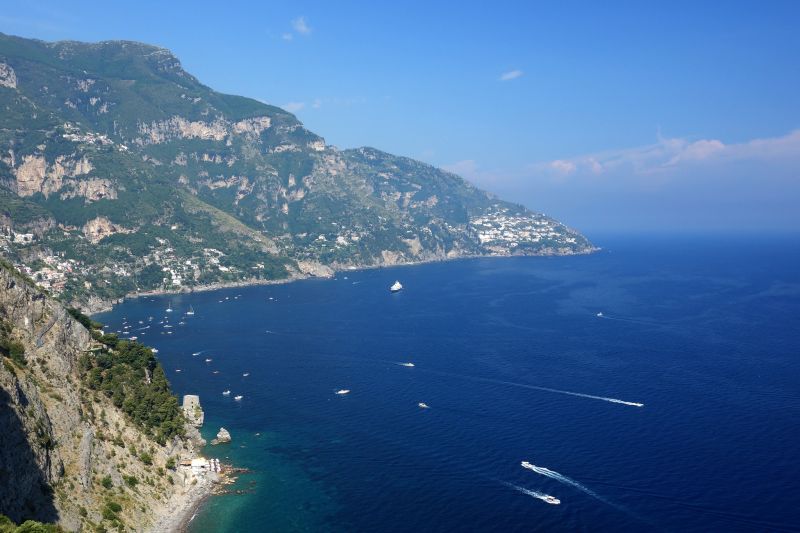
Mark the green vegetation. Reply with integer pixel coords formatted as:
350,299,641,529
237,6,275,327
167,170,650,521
0,515,64,533
74,314,185,445
0,319,26,367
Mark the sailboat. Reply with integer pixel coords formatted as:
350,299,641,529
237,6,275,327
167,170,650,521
166,301,173,313
186,305,195,316
390,280,403,292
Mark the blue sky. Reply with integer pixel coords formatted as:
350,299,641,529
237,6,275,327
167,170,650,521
1,0,799,232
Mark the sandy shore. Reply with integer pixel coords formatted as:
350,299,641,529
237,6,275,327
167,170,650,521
148,474,215,533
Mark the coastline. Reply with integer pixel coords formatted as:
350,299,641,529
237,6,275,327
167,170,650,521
148,475,213,533
90,247,599,314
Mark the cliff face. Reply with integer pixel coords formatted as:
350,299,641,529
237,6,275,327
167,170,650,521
0,265,203,531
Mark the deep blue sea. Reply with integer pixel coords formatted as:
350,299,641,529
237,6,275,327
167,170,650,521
95,235,800,532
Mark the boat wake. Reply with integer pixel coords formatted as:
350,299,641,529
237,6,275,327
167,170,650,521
503,481,560,505
520,461,643,520
424,369,644,408
521,462,603,500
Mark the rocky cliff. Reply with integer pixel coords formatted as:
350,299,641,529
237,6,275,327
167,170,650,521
0,262,205,531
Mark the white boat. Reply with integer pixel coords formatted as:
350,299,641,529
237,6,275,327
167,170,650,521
166,301,173,313
242,372,250,377
400,362,415,367
541,495,561,505
596,312,603,317
390,280,403,292
222,390,231,395
151,349,159,353
175,369,181,373
418,402,430,409
205,358,212,362
192,351,201,356
234,395,243,401
212,370,219,374
335,389,350,395
129,336,138,340
186,306,195,316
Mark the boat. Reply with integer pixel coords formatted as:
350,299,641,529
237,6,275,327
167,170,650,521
390,280,403,292
205,358,213,362
596,312,603,317
242,372,250,377
166,301,173,313
192,351,201,356
418,402,430,409
541,495,561,505
335,389,350,395
400,362,415,367
129,336,138,341
151,349,159,353
186,306,195,316
212,370,219,374
234,395,243,401
222,390,231,395
175,369,181,373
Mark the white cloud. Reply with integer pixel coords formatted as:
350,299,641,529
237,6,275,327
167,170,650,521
312,98,322,109
281,33,293,41
499,69,523,81
550,159,576,175
292,16,312,35
530,129,800,180
283,102,305,113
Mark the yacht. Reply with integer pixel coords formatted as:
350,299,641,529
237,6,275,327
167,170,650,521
205,358,213,362
186,306,195,316
400,362,415,367
151,348,159,353
418,402,430,409
596,312,603,317
234,395,243,401
222,390,231,395
541,495,561,505
390,280,403,292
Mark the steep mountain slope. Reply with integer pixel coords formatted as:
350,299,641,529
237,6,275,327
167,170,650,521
0,261,206,531
0,33,594,307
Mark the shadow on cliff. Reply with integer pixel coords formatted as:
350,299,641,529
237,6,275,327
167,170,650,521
0,384,59,524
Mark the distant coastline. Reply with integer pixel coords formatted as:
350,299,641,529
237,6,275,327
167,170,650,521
89,247,599,314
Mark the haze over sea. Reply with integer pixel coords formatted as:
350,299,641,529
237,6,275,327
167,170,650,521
96,234,800,532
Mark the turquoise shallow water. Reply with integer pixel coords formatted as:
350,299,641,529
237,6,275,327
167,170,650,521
96,235,800,532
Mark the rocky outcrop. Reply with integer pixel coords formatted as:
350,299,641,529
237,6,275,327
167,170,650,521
210,427,231,445
82,216,130,243
137,116,228,145
14,155,94,198
0,62,16,89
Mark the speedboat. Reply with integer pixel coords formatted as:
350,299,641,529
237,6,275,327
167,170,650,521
205,358,212,362
242,372,250,377
418,402,430,409
234,395,243,401
400,362,415,367
222,390,231,395
541,495,560,505
390,280,403,292
335,389,350,395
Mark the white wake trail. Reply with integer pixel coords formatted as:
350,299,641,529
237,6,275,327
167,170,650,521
424,369,644,408
503,482,560,505
521,462,603,499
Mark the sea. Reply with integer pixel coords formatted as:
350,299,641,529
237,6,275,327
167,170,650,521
95,234,800,532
